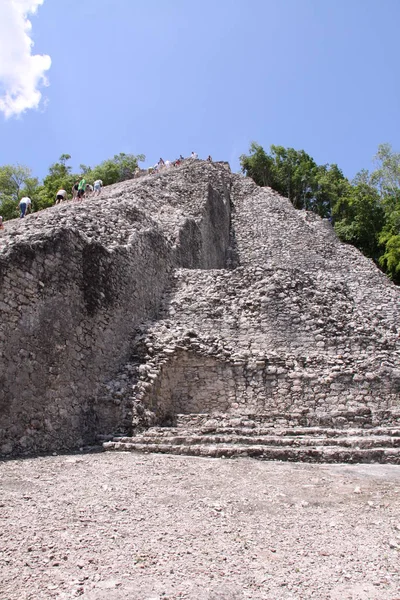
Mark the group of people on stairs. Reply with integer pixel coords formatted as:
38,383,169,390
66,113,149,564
17,177,104,219
9,152,214,220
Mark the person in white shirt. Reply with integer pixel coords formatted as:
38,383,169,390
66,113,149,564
93,179,103,196
191,151,198,159
55,189,68,204
19,197,31,218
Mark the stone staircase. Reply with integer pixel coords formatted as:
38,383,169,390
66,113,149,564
103,412,400,464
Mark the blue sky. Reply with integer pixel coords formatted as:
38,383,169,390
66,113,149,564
1,0,399,181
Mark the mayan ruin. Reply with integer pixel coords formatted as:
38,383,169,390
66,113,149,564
0,160,399,462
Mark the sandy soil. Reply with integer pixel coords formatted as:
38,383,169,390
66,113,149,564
1,452,400,600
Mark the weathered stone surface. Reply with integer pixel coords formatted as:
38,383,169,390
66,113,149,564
0,159,399,458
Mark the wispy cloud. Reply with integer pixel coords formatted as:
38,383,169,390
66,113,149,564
0,0,51,118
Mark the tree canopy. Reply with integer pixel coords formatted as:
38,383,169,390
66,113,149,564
240,143,347,218
81,153,146,187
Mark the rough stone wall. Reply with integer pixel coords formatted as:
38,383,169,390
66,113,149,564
0,226,172,455
120,266,400,430
0,162,232,455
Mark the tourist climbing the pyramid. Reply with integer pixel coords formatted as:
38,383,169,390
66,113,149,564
72,180,79,200
77,177,86,200
18,196,31,218
93,178,103,195
55,189,68,204
191,151,198,159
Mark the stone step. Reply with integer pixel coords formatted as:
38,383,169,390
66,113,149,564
111,433,400,449
143,426,400,438
103,440,400,464
102,410,400,463
173,411,400,428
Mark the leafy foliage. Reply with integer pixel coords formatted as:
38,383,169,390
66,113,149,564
0,164,37,219
37,154,75,210
333,183,384,259
240,143,348,217
82,153,146,187
371,143,400,195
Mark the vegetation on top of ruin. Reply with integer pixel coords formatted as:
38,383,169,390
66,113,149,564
0,144,399,284
240,143,400,284
0,152,145,220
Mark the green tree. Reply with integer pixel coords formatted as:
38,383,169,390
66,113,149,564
39,154,77,209
370,143,400,195
377,190,400,283
313,164,349,218
0,164,32,199
363,144,400,281
268,145,319,210
0,164,34,220
333,183,385,260
240,142,278,188
240,143,348,217
0,196,18,220
379,230,400,283
240,143,318,208
85,153,146,186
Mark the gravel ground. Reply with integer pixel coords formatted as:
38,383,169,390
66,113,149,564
1,452,400,600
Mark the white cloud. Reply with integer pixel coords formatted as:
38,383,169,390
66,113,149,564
0,0,51,118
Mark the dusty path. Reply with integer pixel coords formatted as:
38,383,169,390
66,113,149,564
1,453,400,600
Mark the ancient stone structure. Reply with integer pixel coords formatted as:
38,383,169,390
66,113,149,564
1,160,399,461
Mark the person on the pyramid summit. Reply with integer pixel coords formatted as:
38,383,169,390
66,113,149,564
207,155,212,162
191,151,198,159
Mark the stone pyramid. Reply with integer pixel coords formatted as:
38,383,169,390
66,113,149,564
0,160,399,460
